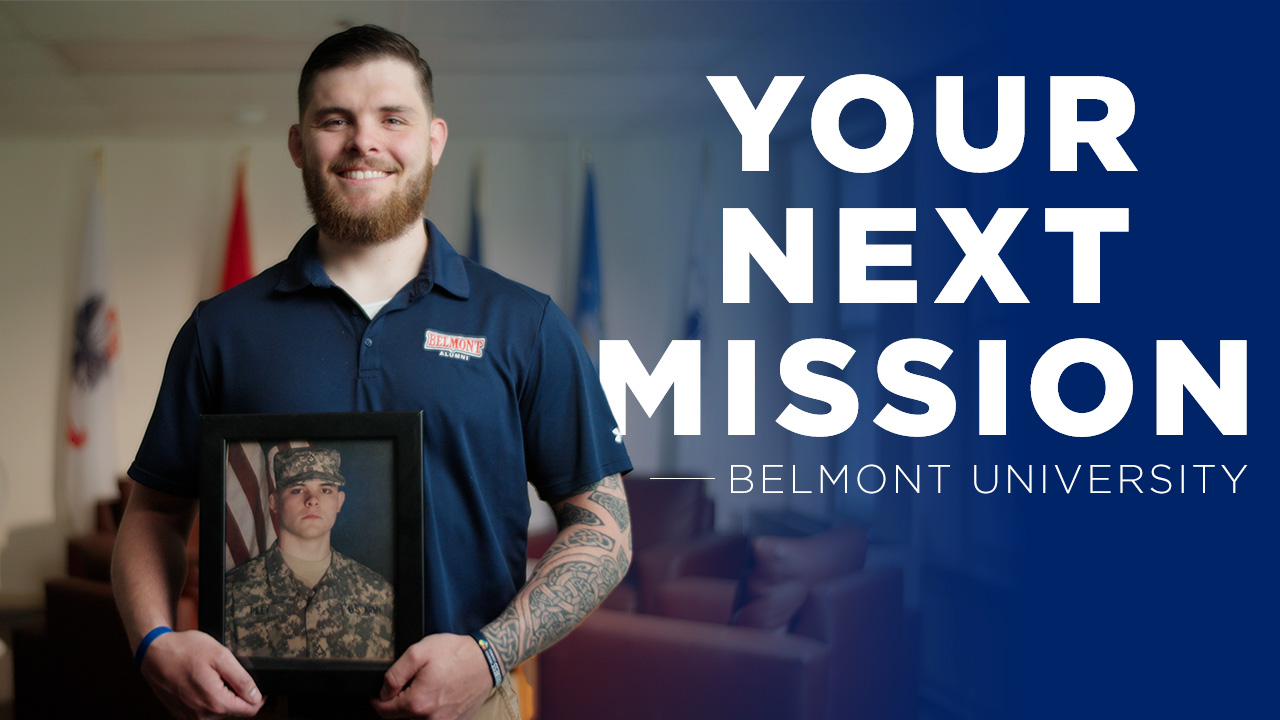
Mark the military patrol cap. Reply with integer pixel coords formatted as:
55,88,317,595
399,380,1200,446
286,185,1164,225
274,447,346,490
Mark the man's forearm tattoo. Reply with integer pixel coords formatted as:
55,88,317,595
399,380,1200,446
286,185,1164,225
554,503,603,529
483,473,630,672
563,527,616,552
588,488,629,532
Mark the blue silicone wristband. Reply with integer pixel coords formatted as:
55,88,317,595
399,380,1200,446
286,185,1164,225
134,625,174,670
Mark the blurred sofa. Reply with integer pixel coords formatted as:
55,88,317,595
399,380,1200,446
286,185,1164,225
538,517,914,720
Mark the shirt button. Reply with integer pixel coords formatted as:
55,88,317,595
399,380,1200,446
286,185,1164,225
364,338,373,347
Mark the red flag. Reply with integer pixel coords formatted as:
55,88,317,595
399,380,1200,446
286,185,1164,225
221,163,253,291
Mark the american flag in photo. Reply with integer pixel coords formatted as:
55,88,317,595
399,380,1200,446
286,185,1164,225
224,440,309,569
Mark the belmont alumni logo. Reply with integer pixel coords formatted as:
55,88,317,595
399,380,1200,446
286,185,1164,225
425,329,487,361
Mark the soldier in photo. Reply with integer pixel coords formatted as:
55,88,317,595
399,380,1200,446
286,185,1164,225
224,446,393,660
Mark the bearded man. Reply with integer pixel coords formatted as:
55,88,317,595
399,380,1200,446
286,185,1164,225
112,25,632,720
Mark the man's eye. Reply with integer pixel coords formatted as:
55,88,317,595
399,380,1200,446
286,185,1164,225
386,117,406,125
321,118,347,127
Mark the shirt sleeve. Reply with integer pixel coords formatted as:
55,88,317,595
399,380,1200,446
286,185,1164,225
519,299,632,503
128,305,211,498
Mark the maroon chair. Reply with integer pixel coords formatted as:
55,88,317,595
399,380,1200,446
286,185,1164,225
540,609,833,720
528,473,718,614
13,577,175,720
539,526,912,720
12,479,198,719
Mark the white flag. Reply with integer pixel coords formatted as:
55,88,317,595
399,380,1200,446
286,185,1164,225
63,166,120,534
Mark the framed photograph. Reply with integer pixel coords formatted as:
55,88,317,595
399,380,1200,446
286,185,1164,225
199,411,424,696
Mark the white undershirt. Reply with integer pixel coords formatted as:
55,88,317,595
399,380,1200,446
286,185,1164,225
359,297,393,319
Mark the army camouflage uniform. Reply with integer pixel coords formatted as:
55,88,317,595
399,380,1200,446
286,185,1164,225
225,542,393,660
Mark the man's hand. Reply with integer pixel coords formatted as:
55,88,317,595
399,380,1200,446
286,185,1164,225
372,633,493,719
139,630,264,720
115,483,260,717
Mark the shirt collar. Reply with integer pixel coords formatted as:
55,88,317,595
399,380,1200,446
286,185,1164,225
275,219,471,301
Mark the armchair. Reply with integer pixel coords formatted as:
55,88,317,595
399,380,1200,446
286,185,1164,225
539,526,912,720
528,473,718,614
12,479,198,719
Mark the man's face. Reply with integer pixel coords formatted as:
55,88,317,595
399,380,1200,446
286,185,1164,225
288,57,447,246
269,480,346,542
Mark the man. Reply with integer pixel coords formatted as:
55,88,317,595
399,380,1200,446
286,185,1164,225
112,25,632,720
224,446,393,661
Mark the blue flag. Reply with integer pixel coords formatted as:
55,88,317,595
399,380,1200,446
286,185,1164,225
467,162,483,265
684,152,709,341
574,165,602,360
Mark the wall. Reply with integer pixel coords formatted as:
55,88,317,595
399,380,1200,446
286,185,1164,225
0,131,792,595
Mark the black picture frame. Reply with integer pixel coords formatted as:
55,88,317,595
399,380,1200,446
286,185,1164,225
199,411,423,697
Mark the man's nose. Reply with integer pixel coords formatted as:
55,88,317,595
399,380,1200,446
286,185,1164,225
346,121,380,155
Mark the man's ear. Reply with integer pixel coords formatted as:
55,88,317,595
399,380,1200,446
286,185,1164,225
336,490,346,514
268,493,278,514
288,124,304,169
428,117,448,167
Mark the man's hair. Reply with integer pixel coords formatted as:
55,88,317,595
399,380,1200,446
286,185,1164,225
297,24,434,118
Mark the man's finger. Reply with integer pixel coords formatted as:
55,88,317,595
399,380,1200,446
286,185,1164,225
380,652,417,702
210,686,266,718
370,693,405,718
212,648,262,704
188,664,260,717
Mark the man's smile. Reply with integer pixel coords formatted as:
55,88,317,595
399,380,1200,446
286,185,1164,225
338,169,391,180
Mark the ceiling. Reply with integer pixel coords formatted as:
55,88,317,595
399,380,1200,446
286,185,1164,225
0,1,981,139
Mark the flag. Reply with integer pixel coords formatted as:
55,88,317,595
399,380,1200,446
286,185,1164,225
221,161,253,291
63,160,120,534
675,149,710,472
224,440,310,568
574,164,603,360
684,150,709,341
467,161,483,265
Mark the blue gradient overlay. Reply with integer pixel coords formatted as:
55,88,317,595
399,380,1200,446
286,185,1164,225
568,2,1274,718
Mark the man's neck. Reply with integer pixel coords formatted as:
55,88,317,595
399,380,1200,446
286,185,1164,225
276,532,333,562
317,219,428,304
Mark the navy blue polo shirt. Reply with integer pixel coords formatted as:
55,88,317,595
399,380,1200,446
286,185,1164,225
130,220,632,635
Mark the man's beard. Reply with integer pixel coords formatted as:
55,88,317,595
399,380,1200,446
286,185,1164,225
302,158,433,246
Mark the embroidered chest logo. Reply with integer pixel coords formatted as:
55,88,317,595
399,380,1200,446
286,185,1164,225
425,329,487,361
